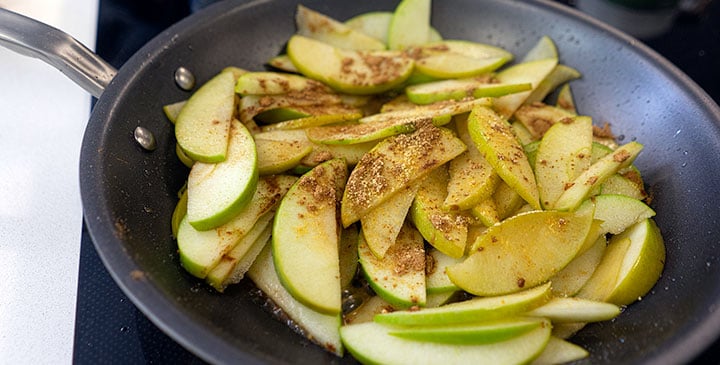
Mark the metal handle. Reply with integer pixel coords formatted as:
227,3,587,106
0,8,117,99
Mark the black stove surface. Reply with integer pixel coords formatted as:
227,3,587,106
73,0,720,363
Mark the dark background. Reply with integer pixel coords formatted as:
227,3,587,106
73,0,720,363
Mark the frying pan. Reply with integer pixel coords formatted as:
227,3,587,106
2,0,720,363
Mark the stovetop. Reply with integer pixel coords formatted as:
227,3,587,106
73,0,720,363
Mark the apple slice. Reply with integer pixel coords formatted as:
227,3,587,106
344,11,443,45
186,120,258,231
520,35,558,63
593,194,655,234
414,54,507,79
171,188,188,239
359,97,492,124
471,198,500,227
555,83,577,114
525,297,621,323
261,105,362,132
255,138,312,175
295,5,386,51
444,113,500,210
339,225,360,290
387,0,431,50
494,180,527,220
239,93,343,125
175,70,236,163
524,64,582,105
341,123,466,227
344,295,395,326
254,129,377,167
267,54,299,73
273,159,348,315
549,235,607,297
492,58,558,118
341,320,551,365
553,141,643,211
426,248,462,294
468,106,541,210
387,317,544,345
247,244,343,356
414,40,514,61
287,35,414,95
406,77,532,105
374,282,551,325
163,100,186,124
531,337,588,365
513,102,576,139
576,218,665,306
535,116,593,209
361,182,420,258
305,119,420,145
448,205,594,296
410,166,472,258
600,173,647,200
177,175,295,279
359,222,426,308
235,71,332,95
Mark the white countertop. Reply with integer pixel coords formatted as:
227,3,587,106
0,0,98,363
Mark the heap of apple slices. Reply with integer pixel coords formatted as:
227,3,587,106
166,0,665,363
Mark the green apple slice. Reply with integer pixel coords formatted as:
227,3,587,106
494,180,527,220
549,235,607,297
359,97,491,125
471,198,500,227
388,317,544,345
235,71,332,95
593,194,655,235
177,175,295,278
374,282,551,325
239,93,343,125
341,123,466,227
426,248,462,294
492,58,558,118
344,11,443,45
171,188,188,239
359,222,426,308
520,35,558,63
255,138,313,175
344,295,395,326
525,297,621,323
339,225,360,290
175,70,236,163
387,0,431,50
410,166,472,258
425,291,460,308
555,83,577,114
247,244,343,356
261,106,362,132
205,214,273,292
415,54,507,79
341,320,551,365
444,114,500,210
535,116,593,209
524,64,582,105
254,107,311,125
418,40,514,60
577,218,665,306
287,35,414,95
600,173,647,200
406,78,532,105
361,182,420,258
295,5,386,51
273,159,348,315
305,119,419,145
186,120,258,231
267,54,299,73
448,206,594,296
468,106,541,210
163,100,186,124
553,141,643,211
531,337,588,365
513,102,576,139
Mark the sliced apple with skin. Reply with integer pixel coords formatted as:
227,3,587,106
425,291,460,308
549,235,607,297
494,180,527,220
295,5,386,51
445,113,500,210
555,83,577,114
531,337,588,365
576,218,665,306
406,77,532,105
235,71,333,95
492,58,558,118
374,282,551,325
387,0,431,50
239,93,343,126
414,40,514,61
339,224,360,290
163,100,186,124
471,197,500,227
520,35,558,63
287,35,414,95
359,97,492,124
553,141,643,211
601,173,647,200
411,166,472,258
593,194,655,235
171,188,188,239
344,11,443,45
341,320,551,365
524,64,582,105
305,119,421,145
175,70,235,163
388,317,544,345
535,116,593,209
513,102,576,139
341,122,466,227
525,297,621,323
260,105,362,132
255,138,313,175
247,244,343,356
177,175,295,279
273,159,347,315
267,54,299,73
414,54,508,79
361,181,420,258
186,119,258,231
344,295,395,326
359,222,426,308
426,248,462,294
448,204,594,296
468,106,541,210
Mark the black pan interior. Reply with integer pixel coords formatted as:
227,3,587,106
79,0,720,363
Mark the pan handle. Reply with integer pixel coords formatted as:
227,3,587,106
0,8,117,99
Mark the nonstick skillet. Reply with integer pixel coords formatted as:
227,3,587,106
2,0,720,363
